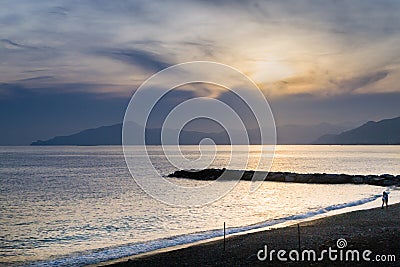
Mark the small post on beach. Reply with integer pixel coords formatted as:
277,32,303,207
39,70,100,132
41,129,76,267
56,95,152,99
223,222,226,252
297,224,301,252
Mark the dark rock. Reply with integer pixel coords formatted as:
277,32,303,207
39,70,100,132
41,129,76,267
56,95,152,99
242,171,254,181
296,175,311,183
267,173,285,182
284,175,296,182
369,177,385,186
363,175,375,183
380,174,395,179
383,180,398,186
352,177,364,184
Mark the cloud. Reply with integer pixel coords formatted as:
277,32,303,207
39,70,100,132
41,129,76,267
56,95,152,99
98,48,172,72
16,76,55,82
268,69,394,98
1,0,400,98
0,38,39,50
332,70,389,93
269,91,400,126
47,6,69,17
0,81,132,99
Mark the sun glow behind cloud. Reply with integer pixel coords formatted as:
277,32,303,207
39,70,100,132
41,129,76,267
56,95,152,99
249,60,295,84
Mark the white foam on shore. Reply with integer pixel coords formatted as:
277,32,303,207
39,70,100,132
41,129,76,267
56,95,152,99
24,188,399,267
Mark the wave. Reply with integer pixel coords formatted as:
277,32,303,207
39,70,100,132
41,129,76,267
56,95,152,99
25,194,381,267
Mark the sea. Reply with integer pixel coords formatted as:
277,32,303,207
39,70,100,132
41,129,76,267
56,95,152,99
1,145,399,266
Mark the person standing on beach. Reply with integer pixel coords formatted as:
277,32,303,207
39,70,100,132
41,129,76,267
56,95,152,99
382,191,389,209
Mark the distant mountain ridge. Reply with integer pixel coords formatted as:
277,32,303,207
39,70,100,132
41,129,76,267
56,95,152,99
31,122,234,145
276,122,353,144
31,117,399,145
313,116,400,145
30,122,343,145
31,124,122,146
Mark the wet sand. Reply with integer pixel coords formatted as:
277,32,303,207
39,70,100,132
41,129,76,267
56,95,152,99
101,203,400,267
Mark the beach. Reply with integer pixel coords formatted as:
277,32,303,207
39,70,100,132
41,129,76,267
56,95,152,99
103,203,400,267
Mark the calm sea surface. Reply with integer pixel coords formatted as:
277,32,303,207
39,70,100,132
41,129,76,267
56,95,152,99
0,145,399,266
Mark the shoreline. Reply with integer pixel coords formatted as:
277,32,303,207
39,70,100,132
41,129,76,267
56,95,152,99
95,196,400,267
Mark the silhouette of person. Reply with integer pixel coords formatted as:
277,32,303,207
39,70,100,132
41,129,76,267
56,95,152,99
381,191,389,209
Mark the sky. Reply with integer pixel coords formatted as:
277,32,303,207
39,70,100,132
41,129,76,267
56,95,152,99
1,0,400,144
